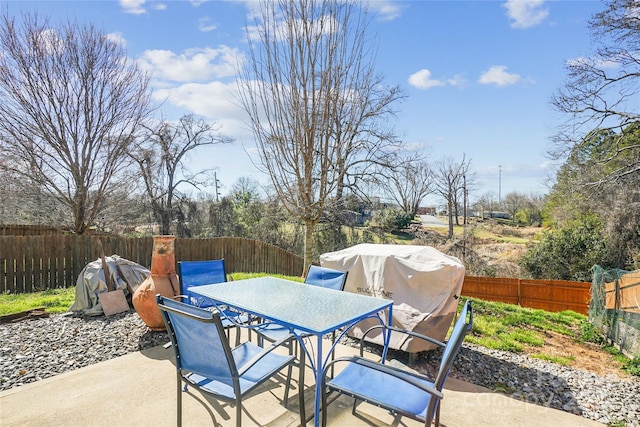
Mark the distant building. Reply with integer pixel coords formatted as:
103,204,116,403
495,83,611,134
417,206,437,215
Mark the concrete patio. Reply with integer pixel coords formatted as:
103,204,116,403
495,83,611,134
0,336,603,427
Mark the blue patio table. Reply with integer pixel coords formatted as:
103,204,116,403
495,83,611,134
187,275,393,427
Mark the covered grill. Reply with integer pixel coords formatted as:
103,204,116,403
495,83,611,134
320,243,465,355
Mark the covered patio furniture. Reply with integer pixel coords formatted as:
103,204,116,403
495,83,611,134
320,244,465,360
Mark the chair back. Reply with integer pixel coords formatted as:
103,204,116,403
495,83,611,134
304,265,348,291
434,300,473,390
157,295,237,386
178,259,227,306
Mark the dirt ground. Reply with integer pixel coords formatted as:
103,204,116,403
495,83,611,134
525,330,632,379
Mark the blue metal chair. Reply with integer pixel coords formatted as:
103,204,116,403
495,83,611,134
304,265,350,291
177,259,250,345
177,259,227,307
157,295,303,427
321,299,473,427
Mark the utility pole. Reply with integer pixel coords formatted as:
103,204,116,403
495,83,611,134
214,171,220,202
498,165,502,202
463,174,467,261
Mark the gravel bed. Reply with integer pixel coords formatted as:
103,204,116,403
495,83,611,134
1,311,638,426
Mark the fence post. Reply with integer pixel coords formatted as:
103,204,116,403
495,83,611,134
517,278,522,306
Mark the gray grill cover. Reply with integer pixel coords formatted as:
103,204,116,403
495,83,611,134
320,244,465,353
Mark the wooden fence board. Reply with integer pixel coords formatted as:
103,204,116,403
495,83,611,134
462,276,591,314
0,235,304,293
604,273,640,314
14,236,25,293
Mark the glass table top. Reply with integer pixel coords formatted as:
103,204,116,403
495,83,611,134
188,276,392,335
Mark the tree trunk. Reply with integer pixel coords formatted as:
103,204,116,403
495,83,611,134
303,219,314,276
447,197,454,240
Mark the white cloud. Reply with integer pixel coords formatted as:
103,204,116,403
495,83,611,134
478,65,521,86
120,0,146,15
139,46,242,82
198,17,217,32
368,1,403,21
502,0,549,29
152,80,255,144
119,0,166,14
153,81,239,117
408,69,445,90
107,32,126,47
566,56,620,70
447,74,467,88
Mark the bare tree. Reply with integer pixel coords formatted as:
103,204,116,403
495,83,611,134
550,0,639,183
376,153,433,216
0,165,67,225
238,0,395,269
501,191,527,223
474,191,499,219
129,115,232,236
433,155,472,239
0,13,152,234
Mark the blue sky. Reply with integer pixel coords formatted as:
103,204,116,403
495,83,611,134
6,0,603,204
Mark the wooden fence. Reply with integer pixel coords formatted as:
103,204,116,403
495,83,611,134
604,271,640,314
0,235,305,294
462,276,591,314
1,235,593,314
0,224,68,236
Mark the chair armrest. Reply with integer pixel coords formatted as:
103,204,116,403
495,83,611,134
359,324,445,356
325,356,444,400
235,335,296,377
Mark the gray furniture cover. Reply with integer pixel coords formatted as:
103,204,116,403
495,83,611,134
320,243,465,353
70,255,150,316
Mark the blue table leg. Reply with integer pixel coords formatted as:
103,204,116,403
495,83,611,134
313,335,323,427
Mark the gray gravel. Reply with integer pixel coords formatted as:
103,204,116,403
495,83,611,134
1,311,639,426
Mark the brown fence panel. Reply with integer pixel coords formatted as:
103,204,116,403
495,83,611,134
520,279,591,314
0,224,65,236
462,276,591,314
0,235,303,293
461,276,520,305
14,236,25,293
604,272,640,314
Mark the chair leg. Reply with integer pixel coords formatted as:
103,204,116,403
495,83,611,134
236,399,242,427
321,372,327,427
177,375,183,427
283,363,293,405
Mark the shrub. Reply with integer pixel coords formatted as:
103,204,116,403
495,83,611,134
371,208,413,232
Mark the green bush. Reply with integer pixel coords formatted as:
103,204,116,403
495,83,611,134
371,208,413,232
519,214,606,281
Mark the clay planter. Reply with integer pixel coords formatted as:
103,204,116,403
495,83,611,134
132,235,180,331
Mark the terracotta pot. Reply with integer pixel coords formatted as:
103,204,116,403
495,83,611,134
132,235,180,331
